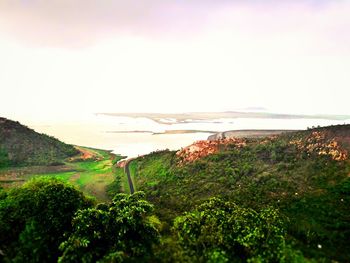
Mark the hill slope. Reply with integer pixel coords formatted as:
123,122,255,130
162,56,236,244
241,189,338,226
122,125,350,261
0,117,78,167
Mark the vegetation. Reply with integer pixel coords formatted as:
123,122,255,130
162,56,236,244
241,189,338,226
130,125,350,262
0,117,78,167
0,179,160,262
0,144,124,201
172,198,288,262
59,192,160,262
0,123,350,262
0,178,93,262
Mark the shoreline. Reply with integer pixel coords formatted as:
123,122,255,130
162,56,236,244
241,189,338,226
105,130,218,135
97,112,350,125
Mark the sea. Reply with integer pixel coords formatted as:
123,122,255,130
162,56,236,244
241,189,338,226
29,114,350,158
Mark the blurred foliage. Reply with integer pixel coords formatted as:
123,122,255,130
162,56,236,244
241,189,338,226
172,198,287,262
59,192,160,263
0,178,93,262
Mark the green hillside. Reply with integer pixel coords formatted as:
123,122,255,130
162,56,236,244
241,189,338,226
1,122,349,262
0,117,125,202
0,117,78,167
121,125,350,262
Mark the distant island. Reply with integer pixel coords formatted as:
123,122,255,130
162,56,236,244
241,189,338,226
97,111,350,125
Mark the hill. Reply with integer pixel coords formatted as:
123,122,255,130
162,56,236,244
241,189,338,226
0,117,78,167
1,122,349,262
119,124,350,261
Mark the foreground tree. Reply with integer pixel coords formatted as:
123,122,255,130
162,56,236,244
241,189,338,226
59,192,160,263
0,178,93,262
173,198,287,262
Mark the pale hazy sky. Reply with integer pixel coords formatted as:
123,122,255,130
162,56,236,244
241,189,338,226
0,0,350,122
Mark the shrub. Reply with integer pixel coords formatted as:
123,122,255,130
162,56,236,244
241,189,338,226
173,198,286,262
0,178,93,262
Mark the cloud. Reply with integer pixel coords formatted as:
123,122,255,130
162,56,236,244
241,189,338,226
0,0,350,119
0,0,348,49
0,0,215,47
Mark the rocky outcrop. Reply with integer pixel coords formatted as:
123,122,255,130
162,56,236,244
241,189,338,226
289,131,348,161
176,138,246,164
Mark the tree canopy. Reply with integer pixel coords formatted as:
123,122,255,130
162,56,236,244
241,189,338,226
59,192,160,263
0,178,93,262
173,198,287,262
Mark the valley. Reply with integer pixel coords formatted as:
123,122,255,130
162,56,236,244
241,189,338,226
1,117,350,262
1,1,350,261
0,146,123,201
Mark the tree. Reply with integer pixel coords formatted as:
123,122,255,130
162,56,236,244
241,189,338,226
173,198,287,262
0,178,93,262
59,192,160,263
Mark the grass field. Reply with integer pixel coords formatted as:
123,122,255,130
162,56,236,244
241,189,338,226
0,147,123,201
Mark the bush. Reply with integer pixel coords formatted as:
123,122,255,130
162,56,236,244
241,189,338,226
59,192,160,262
173,198,287,262
0,178,93,262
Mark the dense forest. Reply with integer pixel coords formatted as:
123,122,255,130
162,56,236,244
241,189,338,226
0,179,298,262
0,124,349,262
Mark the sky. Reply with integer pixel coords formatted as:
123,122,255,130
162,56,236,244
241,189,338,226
0,0,350,123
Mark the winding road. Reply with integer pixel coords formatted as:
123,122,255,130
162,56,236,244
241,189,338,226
124,159,135,194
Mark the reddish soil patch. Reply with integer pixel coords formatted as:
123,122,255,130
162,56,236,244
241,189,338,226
117,160,127,168
76,147,94,160
176,138,246,164
68,147,102,162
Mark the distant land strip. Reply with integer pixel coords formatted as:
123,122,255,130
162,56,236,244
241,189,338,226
105,130,154,134
208,129,299,140
153,130,218,135
105,130,218,135
97,112,350,125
